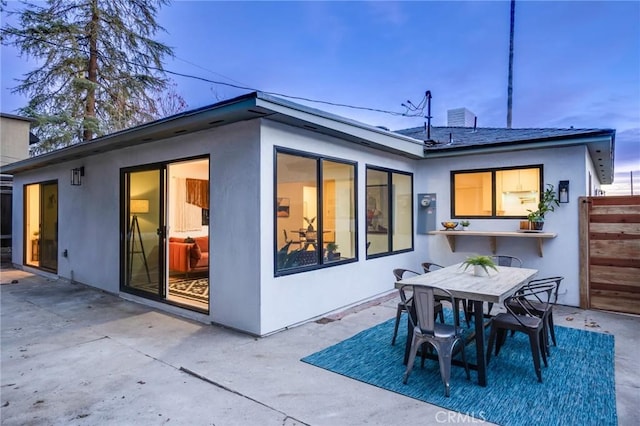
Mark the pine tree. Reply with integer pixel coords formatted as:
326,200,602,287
2,0,182,154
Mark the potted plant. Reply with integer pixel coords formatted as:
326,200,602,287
527,184,560,230
326,242,340,261
460,220,470,231
304,216,316,232
460,255,498,276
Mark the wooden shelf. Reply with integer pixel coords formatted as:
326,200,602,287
428,230,557,257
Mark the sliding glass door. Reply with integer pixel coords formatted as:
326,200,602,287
24,181,58,272
121,157,210,313
123,168,164,297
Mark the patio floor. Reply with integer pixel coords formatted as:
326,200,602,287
1,266,639,425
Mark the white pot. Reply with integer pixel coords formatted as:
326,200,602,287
474,265,486,276
462,226,468,231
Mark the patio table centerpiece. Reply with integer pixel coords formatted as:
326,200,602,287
461,255,498,276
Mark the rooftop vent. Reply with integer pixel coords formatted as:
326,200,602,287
447,108,476,127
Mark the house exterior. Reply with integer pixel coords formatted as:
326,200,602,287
1,113,37,262
0,92,615,336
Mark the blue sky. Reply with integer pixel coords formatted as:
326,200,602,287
2,1,639,176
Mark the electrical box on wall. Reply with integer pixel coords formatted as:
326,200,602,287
417,193,437,234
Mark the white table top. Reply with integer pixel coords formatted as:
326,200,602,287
395,263,539,304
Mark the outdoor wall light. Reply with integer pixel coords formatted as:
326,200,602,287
559,180,569,203
71,166,85,186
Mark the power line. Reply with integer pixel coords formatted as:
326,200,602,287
0,28,426,118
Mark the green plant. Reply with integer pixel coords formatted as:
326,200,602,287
527,184,560,222
326,242,339,253
304,216,316,231
460,255,498,274
460,220,470,227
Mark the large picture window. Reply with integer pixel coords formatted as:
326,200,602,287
275,149,356,275
451,165,543,218
366,166,413,257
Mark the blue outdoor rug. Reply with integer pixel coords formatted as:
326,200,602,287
302,313,616,426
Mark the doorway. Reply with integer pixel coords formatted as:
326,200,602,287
24,181,58,272
122,157,210,313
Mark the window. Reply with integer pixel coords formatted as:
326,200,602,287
451,165,543,218
275,149,356,275
366,166,413,256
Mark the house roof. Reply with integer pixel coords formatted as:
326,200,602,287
0,92,616,183
396,125,615,184
0,92,424,175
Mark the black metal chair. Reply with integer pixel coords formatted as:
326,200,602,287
401,285,470,397
422,262,470,327
508,276,565,356
491,255,523,268
486,283,555,382
391,268,444,346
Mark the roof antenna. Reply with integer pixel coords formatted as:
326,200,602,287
423,90,433,145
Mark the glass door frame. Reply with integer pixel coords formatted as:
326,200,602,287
120,163,167,300
23,180,58,273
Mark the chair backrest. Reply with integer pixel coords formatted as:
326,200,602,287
505,283,554,326
393,268,420,281
412,285,456,334
421,262,444,273
491,255,522,268
526,276,564,304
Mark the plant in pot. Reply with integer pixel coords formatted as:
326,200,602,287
326,242,340,261
460,255,498,276
460,220,470,231
527,184,560,231
304,216,316,232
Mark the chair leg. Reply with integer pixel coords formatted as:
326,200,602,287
486,325,497,363
391,305,403,346
403,334,421,384
528,331,543,383
435,339,456,397
495,328,507,355
539,330,548,367
456,338,471,380
548,311,557,346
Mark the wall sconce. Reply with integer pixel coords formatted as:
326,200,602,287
71,166,85,186
559,180,569,203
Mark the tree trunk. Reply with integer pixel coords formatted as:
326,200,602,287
83,0,99,141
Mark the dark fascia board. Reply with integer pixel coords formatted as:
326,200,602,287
0,94,269,174
0,92,426,175
422,131,616,184
0,113,36,123
254,93,424,158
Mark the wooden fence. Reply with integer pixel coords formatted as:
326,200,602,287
579,196,640,315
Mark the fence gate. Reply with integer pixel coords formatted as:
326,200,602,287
579,196,640,315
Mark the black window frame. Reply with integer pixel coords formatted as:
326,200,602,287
274,147,358,277
365,165,414,259
450,164,544,219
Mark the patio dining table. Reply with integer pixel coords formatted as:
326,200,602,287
395,262,538,386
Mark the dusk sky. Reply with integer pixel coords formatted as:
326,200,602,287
2,1,639,181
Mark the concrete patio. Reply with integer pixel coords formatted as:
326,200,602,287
1,266,639,425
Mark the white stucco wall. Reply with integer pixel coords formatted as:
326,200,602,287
258,120,419,334
10,116,596,336
12,120,264,333
415,144,589,308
